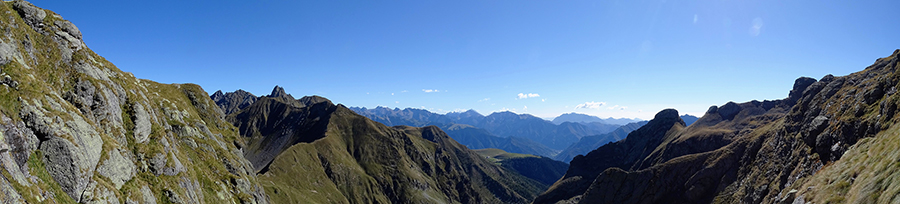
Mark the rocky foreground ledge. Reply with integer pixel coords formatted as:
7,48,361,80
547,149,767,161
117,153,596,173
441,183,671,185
0,1,268,203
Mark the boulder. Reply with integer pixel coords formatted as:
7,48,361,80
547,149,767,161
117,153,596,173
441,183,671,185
96,149,136,190
23,98,103,201
40,137,90,200
11,1,46,31
133,103,152,143
140,185,157,204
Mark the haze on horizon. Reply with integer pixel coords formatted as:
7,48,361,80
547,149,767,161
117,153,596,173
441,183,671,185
28,0,900,120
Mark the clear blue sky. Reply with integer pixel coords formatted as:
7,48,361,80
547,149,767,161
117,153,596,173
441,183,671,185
30,0,899,119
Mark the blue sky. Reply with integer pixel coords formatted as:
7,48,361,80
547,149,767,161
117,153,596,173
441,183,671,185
30,0,899,119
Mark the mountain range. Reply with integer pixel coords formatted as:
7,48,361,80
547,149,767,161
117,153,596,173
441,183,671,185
551,112,643,125
2,1,900,204
349,107,656,157
350,107,701,163
351,107,596,153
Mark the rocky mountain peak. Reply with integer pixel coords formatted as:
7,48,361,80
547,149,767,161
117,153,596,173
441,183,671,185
298,95,331,106
267,85,291,98
787,76,817,105
211,90,225,101
653,108,682,124
211,89,259,115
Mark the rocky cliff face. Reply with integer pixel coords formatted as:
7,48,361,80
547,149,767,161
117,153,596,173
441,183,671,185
0,1,268,203
211,89,258,115
223,92,546,203
534,50,900,204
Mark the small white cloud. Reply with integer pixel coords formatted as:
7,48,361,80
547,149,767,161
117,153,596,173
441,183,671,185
607,105,620,110
541,99,546,102
422,89,439,93
575,101,606,110
517,93,540,99
478,98,491,102
366,92,370,95
395,101,399,104
523,105,528,111
401,90,408,93
750,17,764,36
693,14,698,24
391,93,394,95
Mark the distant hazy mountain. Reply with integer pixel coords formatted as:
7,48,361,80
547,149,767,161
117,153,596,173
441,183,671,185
439,124,558,157
680,114,699,126
551,113,643,125
553,121,648,163
351,107,617,151
351,106,453,127
445,109,485,125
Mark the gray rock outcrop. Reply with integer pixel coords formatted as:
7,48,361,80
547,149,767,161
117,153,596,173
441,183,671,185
0,2,270,203
132,103,151,143
96,149,136,190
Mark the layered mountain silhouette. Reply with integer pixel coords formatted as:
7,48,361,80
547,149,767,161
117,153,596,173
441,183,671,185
440,124,558,158
551,112,643,125
216,88,547,203
350,107,645,153
535,50,900,204
553,121,649,163
4,1,900,204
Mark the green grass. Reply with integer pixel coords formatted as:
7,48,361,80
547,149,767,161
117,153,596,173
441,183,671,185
473,148,539,160
798,122,900,203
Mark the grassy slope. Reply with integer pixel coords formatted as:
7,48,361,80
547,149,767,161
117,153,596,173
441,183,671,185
794,53,900,204
474,148,568,186
251,103,545,204
798,124,900,203
0,2,264,203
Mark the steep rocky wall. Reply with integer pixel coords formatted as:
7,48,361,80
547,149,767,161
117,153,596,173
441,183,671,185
0,1,268,203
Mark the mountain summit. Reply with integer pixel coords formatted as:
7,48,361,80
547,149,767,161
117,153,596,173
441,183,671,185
267,85,291,99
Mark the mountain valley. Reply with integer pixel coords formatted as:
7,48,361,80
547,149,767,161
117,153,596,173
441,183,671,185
0,1,897,204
